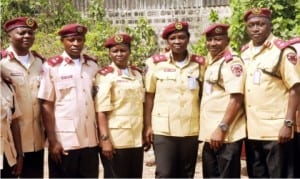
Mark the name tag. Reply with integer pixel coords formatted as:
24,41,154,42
61,75,73,80
188,77,197,90
205,81,213,94
10,72,23,76
253,70,261,85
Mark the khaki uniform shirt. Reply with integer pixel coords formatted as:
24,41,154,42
38,52,99,150
1,79,22,168
291,42,300,132
145,51,205,137
0,46,45,152
241,34,300,140
199,48,246,142
94,62,144,149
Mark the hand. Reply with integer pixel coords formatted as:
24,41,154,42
11,155,23,176
101,140,115,160
49,140,68,164
209,127,226,150
143,126,153,151
278,125,293,143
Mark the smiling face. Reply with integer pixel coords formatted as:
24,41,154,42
167,31,190,57
246,16,272,46
8,27,35,55
61,35,85,59
206,35,229,58
109,44,131,69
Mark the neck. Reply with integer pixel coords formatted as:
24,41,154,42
12,47,29,56
172,51,187,62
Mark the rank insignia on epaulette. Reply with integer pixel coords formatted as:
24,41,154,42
99,66,114,75
47,56,63,66
152,54,167,63
190,54,205,65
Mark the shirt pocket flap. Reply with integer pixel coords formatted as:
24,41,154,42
109,117,132,129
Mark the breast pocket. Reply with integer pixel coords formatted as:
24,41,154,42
56,80,76,102
156,73,177,90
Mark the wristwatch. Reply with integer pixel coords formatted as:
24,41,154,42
284,119,294,128
100,134,109,141
218,122,229,132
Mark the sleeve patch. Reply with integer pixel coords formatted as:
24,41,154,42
230,64,243,77
287,52,297,65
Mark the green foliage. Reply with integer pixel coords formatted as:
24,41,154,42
125,17,158,67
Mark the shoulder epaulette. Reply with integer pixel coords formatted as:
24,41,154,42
130,65,143,74
190,54,205,65
31,50,46,62
224,51,233,63
0,50,14,59
286,37,300,46
47,55,63,66
240,44,249,52
83,54,97,62
98,66,114,75
274,39,289,50
151,54,168,63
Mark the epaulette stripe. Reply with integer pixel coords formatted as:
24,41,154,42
98,66,114,75
224,51,233,63
47,55,63,66
190,54,205,65
274,39,289,50
287,37,300,45
241,44,249,52
152,54,168,63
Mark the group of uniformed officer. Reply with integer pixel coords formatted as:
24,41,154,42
0,6,300,179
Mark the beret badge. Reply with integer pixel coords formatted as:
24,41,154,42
76,26,83,33
26,18,35,27
215,27,223,34
114,34,123,43
175,22,183,30
252,8,262,15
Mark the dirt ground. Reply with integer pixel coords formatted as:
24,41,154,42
44,143,248,178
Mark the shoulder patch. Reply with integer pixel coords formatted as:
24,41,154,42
31,50,46,62
190,54,205,65
47,55,63,66
0,50,15,59
224,51,233,63
83,54,97,62
240,44,249,52
274,39,289,50
151,54,168,63
287,37,300,46
98,66,114,75
129,65,143,74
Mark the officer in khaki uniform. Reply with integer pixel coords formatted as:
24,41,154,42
0,17,45,178
0,74,23,177
241,8,300,178
199,23,246,178
144,21,206,178
38,24,99,178
95,34,144,178
285,37,300,177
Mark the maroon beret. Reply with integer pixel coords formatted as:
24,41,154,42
161,21,189,40
202,23,229,36
4,17,38,32
58,23,87,37
243,8,272,21
104,34,132,48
